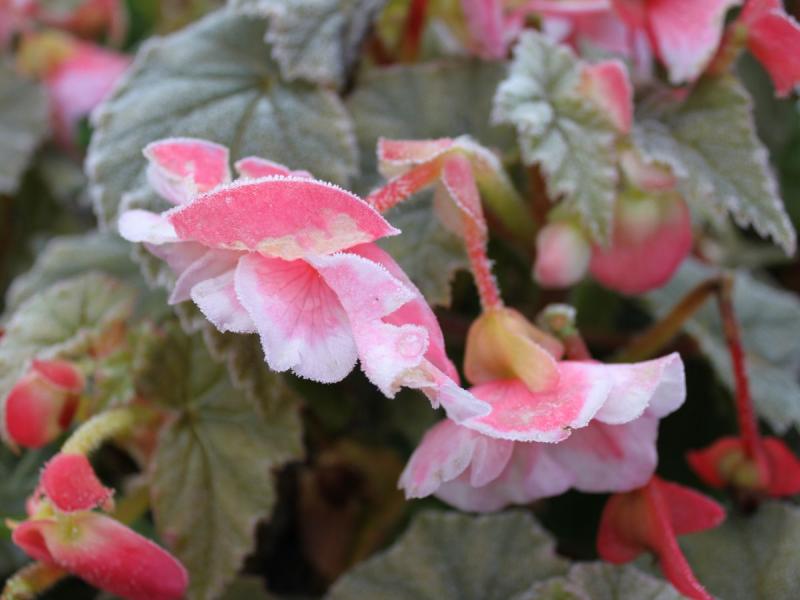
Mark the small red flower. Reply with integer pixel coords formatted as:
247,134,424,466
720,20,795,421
41,454,114,513
687,435,800,498
5,359,84,448
740,0,800,97
598,476,724,600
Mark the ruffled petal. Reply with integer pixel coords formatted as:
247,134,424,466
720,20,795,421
168,177,398,259
118,209,179,245
234,254,357,383
169,248,240,304
143,138,230,205
234,156,313,179
191,268,256,334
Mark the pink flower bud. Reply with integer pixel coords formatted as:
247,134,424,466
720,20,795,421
590,192,692,294
13,512,188,600
41,454,114,513
5,359,84,448
533,222,592,289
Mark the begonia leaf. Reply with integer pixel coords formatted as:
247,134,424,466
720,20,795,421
347,61,511,304
633,75,796,254
492,32,618,242
0,62,48,195
646,258,800,433
142,327,303,600
326,510,568,599
87,9,357,226
680,502,800,600
228,0,387,87
523,563,683,600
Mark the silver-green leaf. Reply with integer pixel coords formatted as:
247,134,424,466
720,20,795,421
326,510,568,600
633,76,796,254
493,32,618,241
87,9,357,225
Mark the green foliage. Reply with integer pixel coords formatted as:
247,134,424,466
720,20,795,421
0,62,48,195
87,9,358,225
492,32,618,241
633,76,796,254
142,327,304,600
681,502,800,600
525,563,684,600
229,0,387,87
647,259,800,433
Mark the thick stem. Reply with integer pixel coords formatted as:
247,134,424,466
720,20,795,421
716,274,766,468
398,0,428,62
1,561,66,600
614,277,723,363
463,219,503,311
61,406,148,455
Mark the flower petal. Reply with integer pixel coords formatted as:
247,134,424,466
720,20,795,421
118,209,179,245
580,59,633,133
234,156,313,179
191,268,256,334
465,362,613,442
168,177,398,259
144,137,230,205
234,254,357,383
13,513,188,600
746,8,800,97
169,248,240,304
591,352,685,424
41,453,113,513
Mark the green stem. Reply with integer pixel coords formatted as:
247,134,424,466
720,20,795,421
614,277,723,363
1,561,66,600
61,406,148,455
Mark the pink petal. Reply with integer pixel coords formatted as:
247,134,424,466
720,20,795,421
415,362,493,423
547,415,660,493
591,352,686,424
41,453,113,513
13,514,188,600
234,156,313,180
169,248,240,304
461,0,507,59
440,154,487,235
746,9,800,97
376,138,455,176
646,0,741,84
436,441,574,511
234,254,357,383
191,269,256,334
144,138,231,205
580,59,633,134
465,362,614,442
46,41,129,147
515,0,611,14
349,243,459,381
168,178,398,259
308,251,427,396
118,209,179,245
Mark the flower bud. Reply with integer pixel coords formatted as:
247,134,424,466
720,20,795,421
13,512,188,600
5,359,84,448
686,436,800,498
590,191,692,294
464,307,564,392
41,453,114,513
533,222,592,289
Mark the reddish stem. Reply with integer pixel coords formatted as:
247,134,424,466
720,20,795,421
366,161,442,213
716,274,767,471
644,482,712,600
398,0,428,62
463,219,503,311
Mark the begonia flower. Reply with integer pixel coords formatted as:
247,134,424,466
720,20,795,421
12,452,186,600
399,307,686,510
4,359,84,449
118,138,486,421
17,31,129,148
598,476,725,600
739,0,800,97
687,435,800,497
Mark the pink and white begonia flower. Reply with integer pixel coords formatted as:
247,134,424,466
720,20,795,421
118,138,487,421
739,0,800,97
399,307,685,511
13,452,187,600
